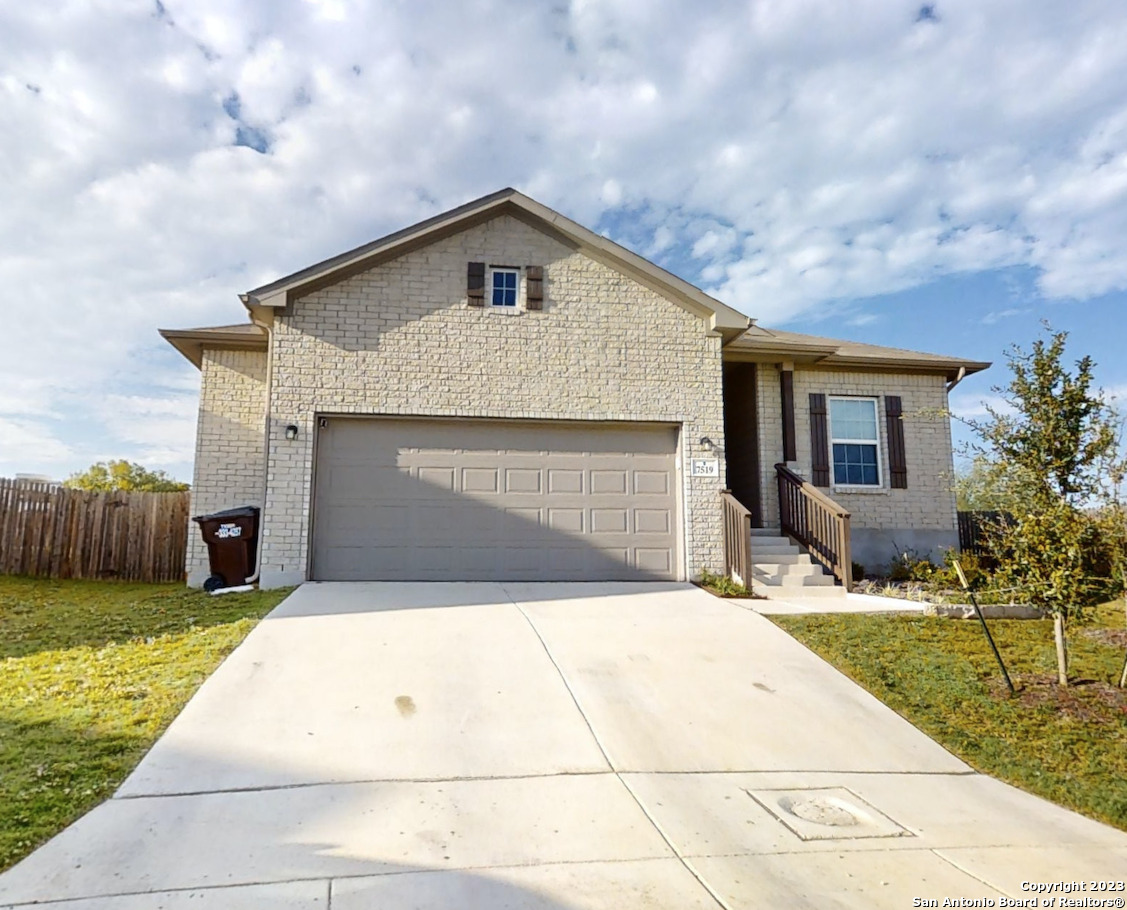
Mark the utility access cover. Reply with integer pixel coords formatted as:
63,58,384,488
746,787,912,841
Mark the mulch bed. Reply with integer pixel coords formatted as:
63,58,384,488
988,673,1127,719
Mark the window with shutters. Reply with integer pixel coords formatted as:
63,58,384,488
489,267,519,308
828,397,881,486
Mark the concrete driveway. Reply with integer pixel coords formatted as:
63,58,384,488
2,583,1124,909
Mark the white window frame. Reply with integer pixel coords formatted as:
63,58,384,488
488,266,521,311
827,396,883,488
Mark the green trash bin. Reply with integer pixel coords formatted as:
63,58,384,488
193,506,260,592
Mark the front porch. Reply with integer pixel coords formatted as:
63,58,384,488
721,360,853,595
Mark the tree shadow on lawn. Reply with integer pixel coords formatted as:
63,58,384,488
0,576,289,660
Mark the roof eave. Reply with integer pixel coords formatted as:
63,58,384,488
825,356,992,382
159,327,268,370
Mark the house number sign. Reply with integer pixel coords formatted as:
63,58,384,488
690,458,719,478
216,523,243,539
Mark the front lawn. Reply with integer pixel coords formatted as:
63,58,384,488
0,576,291,872
773,600,1127,831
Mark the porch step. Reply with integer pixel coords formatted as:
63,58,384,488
749,527,846,598
752,580,847,598
748,537,802,554
754,561,834,580
752,565,836,586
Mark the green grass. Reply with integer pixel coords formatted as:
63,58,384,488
0,576,292,872
772,600,1127,831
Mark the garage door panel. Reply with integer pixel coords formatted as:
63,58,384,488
414,467,455,492
505,469,542,493
312,418,679,581
635,548,672,574
634,471,670,495
548,508,585,534
635,509,671,534
591,508,629,533
590,470,628,494
461,467,500,494
548,469,584,494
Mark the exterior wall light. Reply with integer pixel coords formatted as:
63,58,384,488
699,436,714,452
285,424,299,441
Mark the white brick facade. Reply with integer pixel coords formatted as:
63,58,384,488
179,202,972,586
756,364,958,570
256,214,727,587
186,349,268,586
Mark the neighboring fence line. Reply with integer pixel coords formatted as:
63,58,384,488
0,479,190,582
957,510,1014,557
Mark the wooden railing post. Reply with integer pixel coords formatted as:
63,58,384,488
719,490,753,589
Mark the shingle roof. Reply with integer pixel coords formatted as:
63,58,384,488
725,325,990,381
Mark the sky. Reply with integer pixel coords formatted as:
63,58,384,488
2,0,1126,484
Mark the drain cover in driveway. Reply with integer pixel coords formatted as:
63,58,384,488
746,787,912,841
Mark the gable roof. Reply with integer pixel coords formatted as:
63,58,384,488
159,323,267,368
238,188,752,338
724,325,990,382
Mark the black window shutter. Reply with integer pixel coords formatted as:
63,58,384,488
809,393,830,487
467,261,485,306
526,265,544,310
886,395,908,489
780,369,796,462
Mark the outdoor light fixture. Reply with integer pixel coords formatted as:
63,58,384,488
699,436,714,452
285,424,299,440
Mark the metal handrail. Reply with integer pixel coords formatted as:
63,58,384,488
719,491,753,588
775,463,853,591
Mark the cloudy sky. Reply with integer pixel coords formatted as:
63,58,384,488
2,0,1126,483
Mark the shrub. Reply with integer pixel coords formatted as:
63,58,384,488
929,549,990,592
888,548,937,583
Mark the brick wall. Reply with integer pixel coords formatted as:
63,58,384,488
186,349,267,586
258,213,726,586
756,363,958,569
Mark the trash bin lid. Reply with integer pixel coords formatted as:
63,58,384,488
192,505,261,523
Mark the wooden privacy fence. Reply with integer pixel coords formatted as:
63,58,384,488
0,479,191,582
957,510,1014,557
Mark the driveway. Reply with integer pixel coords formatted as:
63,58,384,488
2,583,1124,908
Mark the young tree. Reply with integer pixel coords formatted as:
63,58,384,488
954,456,1027,512
64,460,189,493
967,326,1119,686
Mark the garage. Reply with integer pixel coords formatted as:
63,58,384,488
310,417,681,581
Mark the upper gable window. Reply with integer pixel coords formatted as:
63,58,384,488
490,268,519,308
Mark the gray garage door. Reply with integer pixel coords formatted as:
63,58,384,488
311,417,681,581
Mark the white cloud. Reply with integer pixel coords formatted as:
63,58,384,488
981,307,1027,325
0,418,75,477
2,0,1127,475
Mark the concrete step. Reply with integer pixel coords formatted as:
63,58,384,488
750,552,810,565
750,527,786,537
750,540,802,554
754,581,847,598
752,561,828,578
753,568,837,587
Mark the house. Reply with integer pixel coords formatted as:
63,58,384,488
161,189,988,590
